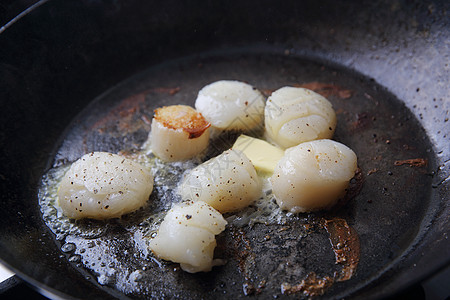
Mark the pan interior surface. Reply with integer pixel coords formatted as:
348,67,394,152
39,50,434,299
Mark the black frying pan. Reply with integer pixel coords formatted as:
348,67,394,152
0,0,448,299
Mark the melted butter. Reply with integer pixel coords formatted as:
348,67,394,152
226,176,291,227
39,135,359,297
38,142,292,296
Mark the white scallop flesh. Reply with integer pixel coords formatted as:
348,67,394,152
264,87,337,149
148,105,210,162
149,119,210,162
58,152,154,219
149,201,227,273
195,80,265,131
178,149,261,213
270,139,357,213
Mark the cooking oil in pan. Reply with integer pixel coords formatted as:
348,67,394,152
38,50,433,299
38,146,303,297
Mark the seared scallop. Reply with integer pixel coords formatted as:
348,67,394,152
178,149,261,213
271,139,357,213
58,152,153,219
149,201,227,273
265,87,337,148
195,80,265,131
149,105,210,162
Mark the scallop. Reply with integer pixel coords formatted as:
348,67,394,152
58,152,154,219
195,80,265,131
270,139,357,213
149,201,227,273
264,87,337,148
178,149,261,213
149,105,210,162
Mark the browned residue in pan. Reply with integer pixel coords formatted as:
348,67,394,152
90,92,147,134
295,82,353,99
322,218,360,282
350,112,377,131
151,87,181,95
394,158,428,167
230,227,252,274
367,168,379,175
281,272,334,296
89,87,180,134
230,227,254,292
229,226,267,295
281,218,360,297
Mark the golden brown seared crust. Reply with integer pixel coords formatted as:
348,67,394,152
154,105,210,139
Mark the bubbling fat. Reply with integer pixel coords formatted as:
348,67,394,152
58,152,154,220
271,139,357,213
149,105,210,162
148,201,227,273
264,87,337,149
195,80,266,131
178,149,261,213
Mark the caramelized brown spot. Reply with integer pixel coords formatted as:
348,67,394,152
367,168,379,175
154,105,210,139
394,158,428,167
281,272,334,296
322,218,360,282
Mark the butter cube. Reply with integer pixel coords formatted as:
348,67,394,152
232,135,285,174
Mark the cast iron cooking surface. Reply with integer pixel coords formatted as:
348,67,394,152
42,50,434,299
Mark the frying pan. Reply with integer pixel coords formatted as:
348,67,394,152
0,0,448,299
